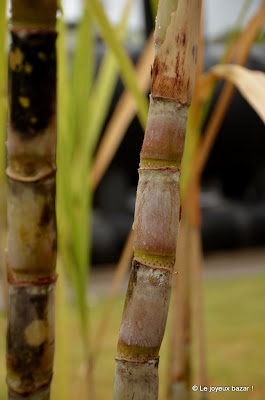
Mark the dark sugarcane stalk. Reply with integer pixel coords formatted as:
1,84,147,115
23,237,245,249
6,1,57,399
113,1,202,398
0,0,8,311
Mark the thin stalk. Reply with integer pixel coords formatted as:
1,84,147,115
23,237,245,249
6,2,57,399
52,258,70,400
169,218,191,400
87,0,149,130
0,0,8,311
190,187,207,399
112,1,202,399
169,17,205,399
173,10,265,391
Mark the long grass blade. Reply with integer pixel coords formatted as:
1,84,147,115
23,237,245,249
169,217,191,400
87,0,135,155
190,220,207,398
87,0,149,129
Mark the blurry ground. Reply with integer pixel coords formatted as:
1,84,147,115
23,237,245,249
89,247,265,300
1,247,264,308
0,247,264,400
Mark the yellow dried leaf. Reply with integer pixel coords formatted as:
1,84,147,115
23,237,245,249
211,64,265,124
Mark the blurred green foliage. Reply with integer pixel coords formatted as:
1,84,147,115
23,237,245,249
56,0,149,356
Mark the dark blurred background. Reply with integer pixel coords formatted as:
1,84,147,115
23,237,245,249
63,0,265,263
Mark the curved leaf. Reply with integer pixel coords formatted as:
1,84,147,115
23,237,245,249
211,64,265,124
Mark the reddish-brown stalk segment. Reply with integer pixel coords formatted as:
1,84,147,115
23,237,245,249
6,2,57,399
141,97,188,168
152,0,200,104
134,168,180,262
113,1,201,399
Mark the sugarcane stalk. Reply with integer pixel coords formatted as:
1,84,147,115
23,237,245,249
6,1,57,399
190,185,207,399
113,1,201,398
169,217,191,400
0,0,8,311
169,15,204,398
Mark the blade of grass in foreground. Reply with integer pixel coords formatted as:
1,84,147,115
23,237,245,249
87,0,149,129
57,2,136,398
57,0,135,341
87,0,135,155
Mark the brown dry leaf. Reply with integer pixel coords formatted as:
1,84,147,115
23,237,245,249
211,64,265,124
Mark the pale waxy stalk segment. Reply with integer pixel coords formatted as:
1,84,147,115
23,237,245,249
6,1,57,399
113,1,201,399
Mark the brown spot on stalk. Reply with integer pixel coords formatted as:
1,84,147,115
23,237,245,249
24,320,47,347
9,47,24,71
6,284,54,392
175,29,186,47
126,260,139,300
39,203,52,227
24,62,33,74
152,58,159,80
182,32,186,46
37,52,47,61
52,238,57,252
31,175,56,196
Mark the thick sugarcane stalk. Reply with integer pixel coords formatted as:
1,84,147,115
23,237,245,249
113,1,201,399
6,1,57,399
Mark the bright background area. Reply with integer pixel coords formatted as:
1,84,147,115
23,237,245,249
6,0,263,39
61,0,263,39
